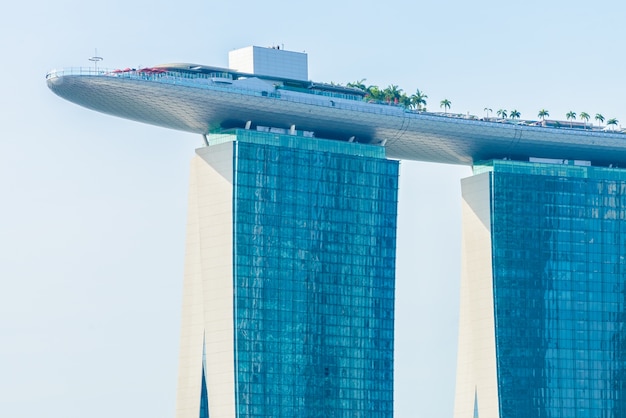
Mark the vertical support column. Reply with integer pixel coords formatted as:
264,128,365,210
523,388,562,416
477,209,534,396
175,143,236,418
454,172,500,418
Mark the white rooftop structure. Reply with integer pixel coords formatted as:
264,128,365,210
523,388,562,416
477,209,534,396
228,45,308,81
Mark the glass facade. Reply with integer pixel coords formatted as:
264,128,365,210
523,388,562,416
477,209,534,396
230,131,398,417
200,365,208,418
483,160,626,417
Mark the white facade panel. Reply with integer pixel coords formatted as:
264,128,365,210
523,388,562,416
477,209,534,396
454,172,500,418
175,143,236,418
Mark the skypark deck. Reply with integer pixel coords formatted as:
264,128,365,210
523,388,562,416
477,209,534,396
47,66,626,167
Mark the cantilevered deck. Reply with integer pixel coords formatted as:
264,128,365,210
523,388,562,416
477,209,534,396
46,67,626,166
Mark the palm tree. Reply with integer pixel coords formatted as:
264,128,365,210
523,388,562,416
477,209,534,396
366,85,384,102
538,109,550,121
510,109,521,120
497,109,508,119
383,85,404,104
440,99,451,113
410,89,428,111
579,112,590,129
595,113,605,127
566,111,576,128
347,79,367,91
484,107,492,118
607,118,619,131
399,94,412,108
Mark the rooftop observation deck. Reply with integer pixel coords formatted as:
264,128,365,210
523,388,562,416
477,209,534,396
46,67,626,167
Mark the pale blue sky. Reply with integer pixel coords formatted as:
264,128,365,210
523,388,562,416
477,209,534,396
2,1,625,417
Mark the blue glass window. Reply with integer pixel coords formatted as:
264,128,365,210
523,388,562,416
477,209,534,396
231,132,398,417
483,160,626,417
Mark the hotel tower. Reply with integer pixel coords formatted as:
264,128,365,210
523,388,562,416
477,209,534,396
48,45,626,417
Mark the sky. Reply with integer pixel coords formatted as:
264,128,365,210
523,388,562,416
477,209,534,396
2,1,626,417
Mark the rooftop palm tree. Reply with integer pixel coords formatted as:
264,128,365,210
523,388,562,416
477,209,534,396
383,85,403,104
566,111,576,128
440,99,451,113
366,85,384,102
538,109,550,121
595,113,605,127
497,109,508,119
410,89,428,111
399,93,412,108
510,109,521,120
347,79,367,91
579,112,590,129
607,118,619,130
